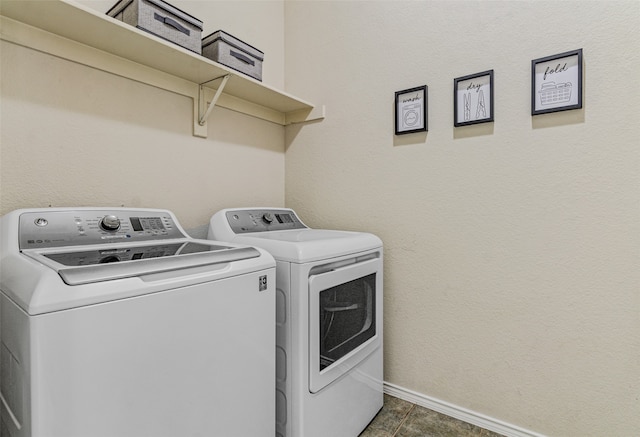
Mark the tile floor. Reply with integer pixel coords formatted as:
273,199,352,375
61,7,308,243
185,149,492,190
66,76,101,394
359,394,504,437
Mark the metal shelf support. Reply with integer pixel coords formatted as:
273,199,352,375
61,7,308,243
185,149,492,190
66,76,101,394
198,74,232,126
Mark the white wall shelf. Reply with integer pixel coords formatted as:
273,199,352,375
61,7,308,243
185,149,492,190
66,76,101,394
0,0,324,137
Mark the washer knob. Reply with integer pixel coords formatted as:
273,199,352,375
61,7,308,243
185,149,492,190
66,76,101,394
100,215,121,231
262,212,274,224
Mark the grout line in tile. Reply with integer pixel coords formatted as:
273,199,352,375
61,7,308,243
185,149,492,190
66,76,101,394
391,404,415,437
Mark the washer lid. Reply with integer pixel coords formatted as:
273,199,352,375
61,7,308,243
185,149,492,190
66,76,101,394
1,208,275,315
23,241,260,285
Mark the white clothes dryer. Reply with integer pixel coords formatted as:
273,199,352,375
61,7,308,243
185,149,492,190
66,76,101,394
0,207,275,437
209,207,383,437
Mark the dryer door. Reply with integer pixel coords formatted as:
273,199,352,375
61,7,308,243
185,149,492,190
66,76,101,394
308,256,382,393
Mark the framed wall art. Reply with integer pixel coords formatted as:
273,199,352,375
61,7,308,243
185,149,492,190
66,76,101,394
395,85,427,135
531,48,582,115
454,70,494,127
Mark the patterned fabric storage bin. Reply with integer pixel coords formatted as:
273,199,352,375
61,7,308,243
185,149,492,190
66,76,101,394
107,0,203,54
202,30,264,81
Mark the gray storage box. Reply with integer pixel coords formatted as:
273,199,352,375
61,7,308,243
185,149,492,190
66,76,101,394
107,0,203,54
202,30,264,81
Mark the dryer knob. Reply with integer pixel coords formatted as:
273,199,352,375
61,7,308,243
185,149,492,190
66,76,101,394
100,215,121,231
262,213,274,224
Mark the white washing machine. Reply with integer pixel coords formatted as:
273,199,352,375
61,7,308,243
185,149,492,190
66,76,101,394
0,207,275,437
209,207,383,437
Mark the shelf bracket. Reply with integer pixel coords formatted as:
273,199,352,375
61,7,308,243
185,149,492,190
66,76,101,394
198,74,232,126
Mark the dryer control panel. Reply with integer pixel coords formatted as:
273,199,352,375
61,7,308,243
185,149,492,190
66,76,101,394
19,209,186,249
226,209,307,234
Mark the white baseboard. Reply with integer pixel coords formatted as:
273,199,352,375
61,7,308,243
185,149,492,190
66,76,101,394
383,382,546,437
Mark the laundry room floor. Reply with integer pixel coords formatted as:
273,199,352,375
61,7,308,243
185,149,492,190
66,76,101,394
359,394,504,437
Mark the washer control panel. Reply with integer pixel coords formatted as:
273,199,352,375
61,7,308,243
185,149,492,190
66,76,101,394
226,209,307,234
19,210,185,249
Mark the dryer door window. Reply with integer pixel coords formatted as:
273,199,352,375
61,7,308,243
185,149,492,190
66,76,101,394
309,256,382,393
318,273,376,371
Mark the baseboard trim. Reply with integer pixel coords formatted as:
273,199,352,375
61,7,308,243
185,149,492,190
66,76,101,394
383,382,546,437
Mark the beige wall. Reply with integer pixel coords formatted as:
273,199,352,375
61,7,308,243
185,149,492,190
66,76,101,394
284,1,639,436
2,1,639,436
0,0,286,232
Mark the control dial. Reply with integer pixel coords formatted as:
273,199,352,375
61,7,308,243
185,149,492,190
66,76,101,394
262,212,274,224
99,215,121,231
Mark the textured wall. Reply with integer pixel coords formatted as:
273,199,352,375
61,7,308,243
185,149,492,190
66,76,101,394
0,0,286,230
2,1,639,435
284,1,640,436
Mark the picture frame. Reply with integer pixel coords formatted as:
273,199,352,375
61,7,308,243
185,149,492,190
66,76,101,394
395,85,428,135
454,70,494,127
531,49,582,115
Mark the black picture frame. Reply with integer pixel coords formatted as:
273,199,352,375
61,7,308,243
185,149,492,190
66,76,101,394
531,49,583,115
395,85,428,135
453,70,494,127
